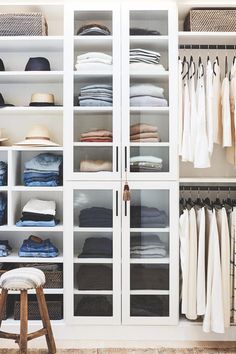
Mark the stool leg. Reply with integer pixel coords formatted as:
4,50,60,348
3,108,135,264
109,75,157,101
0,288,8,327
36,286,56,354
19,290,28,354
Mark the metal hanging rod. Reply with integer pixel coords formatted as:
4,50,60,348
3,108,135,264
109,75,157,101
179,44,236,50
180,186,236,191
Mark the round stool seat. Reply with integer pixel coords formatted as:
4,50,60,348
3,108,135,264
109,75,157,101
0,267,45,290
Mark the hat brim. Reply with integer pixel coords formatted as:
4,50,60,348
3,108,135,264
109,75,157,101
14,139,59,147
0,138,8,142
0,104,14,108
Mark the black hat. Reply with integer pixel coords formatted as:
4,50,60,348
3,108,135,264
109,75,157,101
25,57,51,71
0,59,5,71
0,93,14,107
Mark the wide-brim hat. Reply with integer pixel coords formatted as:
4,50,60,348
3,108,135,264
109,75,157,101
0,58,5,71
25,57,51,71
0,128,8,143
0,93,14,107
29,93,60,107
14,125,59,146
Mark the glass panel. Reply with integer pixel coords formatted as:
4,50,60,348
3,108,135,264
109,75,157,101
74,264,113,290
130,264,169,290
129,10,168,36
74,232,113,259
130,146,169,173
130,295,169,317
130,232,169,259
130,189,169,228
74,11,113,36
130,79,169,108
74,295,113,317
0,192,7,226
73,146,113,173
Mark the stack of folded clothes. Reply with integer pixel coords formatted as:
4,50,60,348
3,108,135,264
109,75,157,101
78,237,112,258
79,207,112,227
0,240,12,257
130,264,169,290
130,295,169,317
18,235,59,258
16,198,58,227
75,52,112,71
0,161,7,186
23,153,63,187
77,23,111,36
130,123,160,142
77,264,112,290
80,129,112,142
130,83,167,107
0,193,7,225
80,160,112,172
76,295,112,316
130,156,163,172
130,28,160,35
130,234,167,258
78,84,113,106
130,48,165,73
130,205,168,228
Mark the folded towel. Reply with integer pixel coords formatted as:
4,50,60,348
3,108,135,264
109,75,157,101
80,160,112,172
22,199,56,216
81,130,112,138
130,96,168,107
130,123,158,135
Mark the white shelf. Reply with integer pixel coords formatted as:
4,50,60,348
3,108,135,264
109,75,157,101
180,178,236,184
0,71,63,83
130,228,169,233
129,107,169,113
74,257,113,264
2,251,63,263
130,35,169,49
0,186,8,191
179,31,236,45
129,142,169,147
12,186,63,192
0,225,63,232
74,107,112,113
74,70,112,79
11,146,63,151
73,142,113,147
130,71,169,81
0,107,63,115
74,36,113,51
74,227,113,232
130,290,170,295
130,258,170,264
74,290,113,295
0,36,64,52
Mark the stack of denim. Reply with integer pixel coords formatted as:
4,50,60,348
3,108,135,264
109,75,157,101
0,193,7,225
78,84,113,106
0,240,12,257
19,235,59,258
23,153,63,187
0,161,7,186
16,198,58,227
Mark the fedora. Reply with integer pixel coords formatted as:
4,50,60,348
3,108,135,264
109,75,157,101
25,57,51,71
0,128,8,143
14,125,59,147
29,93,55,107
0,93,14,107
0,59,5,71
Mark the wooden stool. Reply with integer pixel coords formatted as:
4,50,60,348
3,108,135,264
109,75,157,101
0,267,56,354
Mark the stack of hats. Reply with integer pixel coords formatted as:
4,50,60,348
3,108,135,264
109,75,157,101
14,125,59,147
23,153,63,187
78,237,112,258
18,235,58,258
79,206,112,227
78,84,113,106
16,198,58,227
80,129,112,142
0,193,7,225
130,123,160,142
0,161,7,186
0,240,12,257
130,156,163,172
77,23,111,36
130,84,168,107
130,48,165,72
130,205,168,228
25,57,50,71
75,52,112,71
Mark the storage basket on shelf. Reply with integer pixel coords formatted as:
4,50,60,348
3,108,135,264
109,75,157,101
14,300,63,320
184,8,236,32
0,13,48,36
18,264,63,289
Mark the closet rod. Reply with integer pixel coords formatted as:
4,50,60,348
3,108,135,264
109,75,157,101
179,44,236,50
180,186,236,191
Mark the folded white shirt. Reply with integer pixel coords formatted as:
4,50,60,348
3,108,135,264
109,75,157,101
75,62,112,72
22,198,56,216
76,52,112,64
130,83,164,98
130,63,166,73
130,156,163,164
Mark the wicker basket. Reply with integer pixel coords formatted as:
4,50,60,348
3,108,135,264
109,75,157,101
14,300,63,320
44,271,63,289
0,12,48,36
184,8,236,32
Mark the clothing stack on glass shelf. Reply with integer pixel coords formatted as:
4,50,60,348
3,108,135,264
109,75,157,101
0,161,7,186
130,156,163,172
131,264,169,290
77,23,111,36
79,206,112,227
179,54,236,167
78,237,112,258
130,49,165,73
23,153,62,187
130,205,168,228
16,198,58,227
75,52,112,71
130,123,161,142
80,129,112,142
179,186,236,334
130,83,167,107
19,235,59,258
78,84,113,106
77,264,112,290
130,234,168,258
0,240,12,257
80,159,112,172
75,296,112,317
0,193,7,225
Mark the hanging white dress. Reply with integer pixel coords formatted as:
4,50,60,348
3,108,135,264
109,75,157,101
232,207,236,323
206,59,214,155
179,208,189,315
212,59,222,145
203,209,224,333
182,78,193,162
178,59,183,156
197,206,206,316
226,61,236,165
194,64,210,168
221,76,232,147
228,209,234,320
189,61,197,162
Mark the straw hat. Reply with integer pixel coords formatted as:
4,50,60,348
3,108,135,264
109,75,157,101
29,93,55,107
0,128,8,143
14,125,59,146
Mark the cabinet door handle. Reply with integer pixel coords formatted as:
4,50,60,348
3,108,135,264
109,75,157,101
125,146,127,170
116,190,118,216
116,146,119,172
125,201,127,216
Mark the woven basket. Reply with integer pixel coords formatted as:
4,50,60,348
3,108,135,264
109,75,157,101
14,300,63,320
184,8,236,32
44,271,63,289
0,12,48,36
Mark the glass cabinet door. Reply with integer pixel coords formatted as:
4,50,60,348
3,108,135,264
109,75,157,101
122,181,178,325
65,181,121,324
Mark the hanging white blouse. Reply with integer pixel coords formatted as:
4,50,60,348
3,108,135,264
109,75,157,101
182,78,193,162
197,207,206,316
189,61,197,162
179,208,189,315
178,59,183,156
212,59,222,145
203,209,224,333
194,64,210,168
206,59,214,155
226,62,236,165
228,209,235,320
221,76,232,147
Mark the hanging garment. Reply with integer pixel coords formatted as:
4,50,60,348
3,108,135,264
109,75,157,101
179,208,189,315
228,209,235,320
212,59,222,145
181,78,193,162
206,59,214,155
221,76,232,147
196,207,206,316
178,59,183,156
194,64,210,168
232,207,236,323
189,61,197,162
226,62,236,165
203,209,224,334
216,207,231,328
